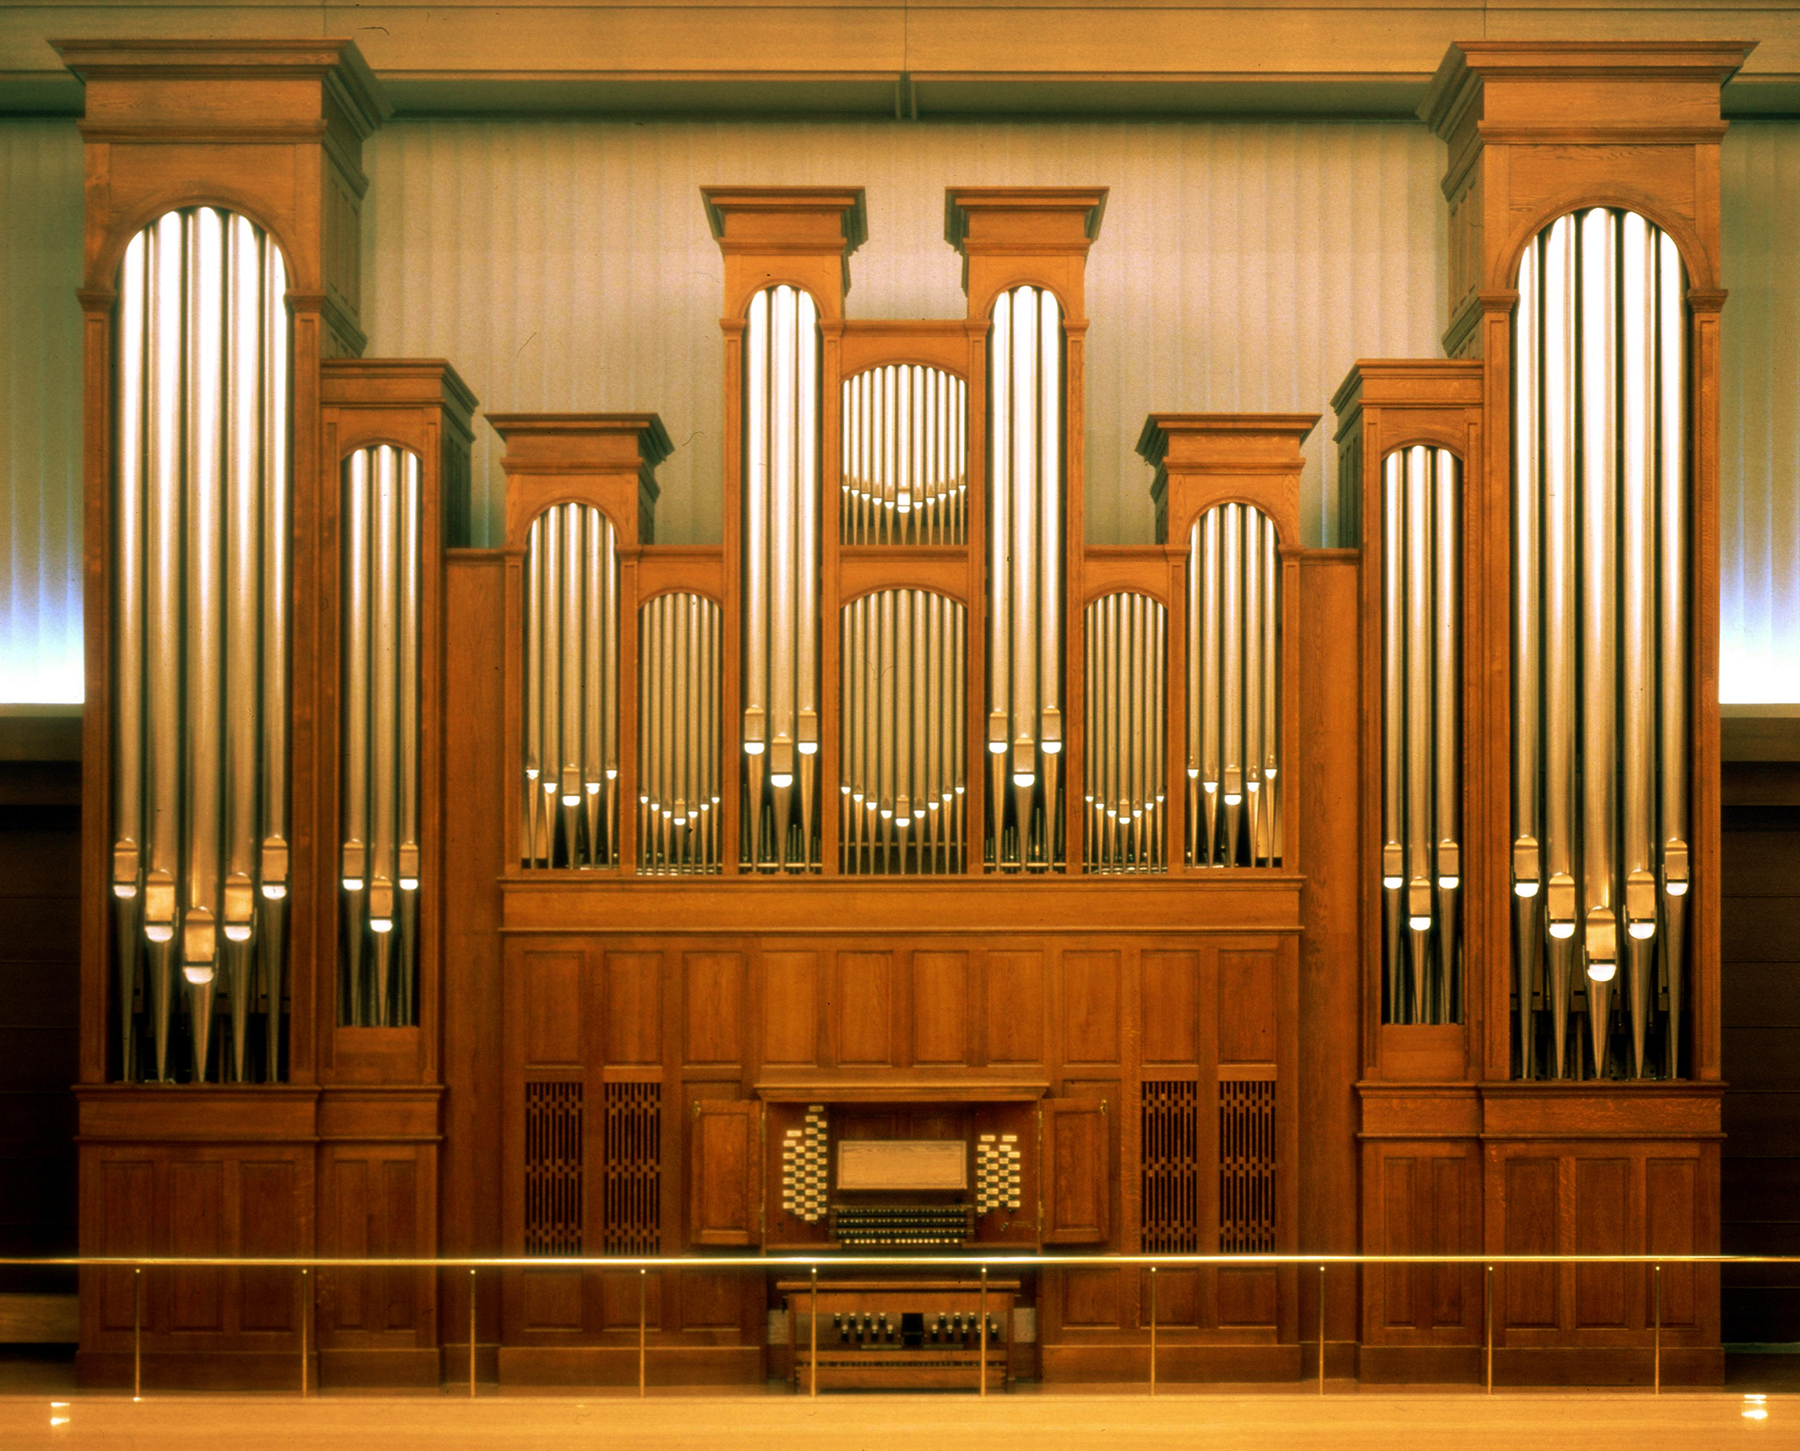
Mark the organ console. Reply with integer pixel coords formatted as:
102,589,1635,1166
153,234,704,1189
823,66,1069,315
59,32,1746,1394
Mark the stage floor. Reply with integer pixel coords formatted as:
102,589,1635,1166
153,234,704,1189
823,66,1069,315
0,1388,1790,1449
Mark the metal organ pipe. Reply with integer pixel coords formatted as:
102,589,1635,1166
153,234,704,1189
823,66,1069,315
840,591,966,873
987,286,1064,871
521,504,621,873
340,445,423,1027
742,285,821,870
110,207,289,1081
1083,592,1165,872
639,593,722,873
1512,207,1688,1079
839,366,966,547
1377,446,1462,1025
1186,503,1283,869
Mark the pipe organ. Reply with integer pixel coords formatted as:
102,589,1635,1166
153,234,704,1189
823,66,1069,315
66,36,1747,1396
1511,210,1689,1081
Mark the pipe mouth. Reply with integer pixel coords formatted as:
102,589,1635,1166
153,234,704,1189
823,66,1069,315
1438,876,1459,890
400,878,419,891
183,965,214,985
1586,959,1617,982
1408,915,1432,931
1013,773,1035,787
1224,793,1242,806
562,794,580,807
261,883,287,900
114,883,138,899
1042,741,1062,755
771,773,793,788
1382,875,1402,889
224,925,252,943
586,783,601,795
606,769,619,780
371,918,394,934
1514,881,1539,898
988,742,1007,755
744,742,766,755
1187,768,1199,779
1548,921,1575,940
1666,881,1688,897
1628,921,1656,940
798,742,818,755
343,877,364,891
146,925,174,944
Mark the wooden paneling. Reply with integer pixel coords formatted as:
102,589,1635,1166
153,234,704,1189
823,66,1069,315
1141,951,1198,1067
833,951,894,1067
1217,950,1275,1065
1574,1159,1630,1329
683,954,745,1068
603,952,663,1066
911,951,970,1066
688,1100,757,1246
986,951,1046,1066
1502,1156,1558,1329
1043,1098,1109,1244
522,952,583,1068
760,952,820,1067
1062,951,1121,1067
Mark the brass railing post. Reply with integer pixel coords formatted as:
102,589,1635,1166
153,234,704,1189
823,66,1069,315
980,1265,989,1397
468,1267,477,1398
1148,1266,1157,1397
1653,1263,1662,1395
133,1265,142,1401
298,1265,309,1398
1485,1263,1493,1394
1317,1265,1326,1394
639,1267,648,1397
809,1265,819,1398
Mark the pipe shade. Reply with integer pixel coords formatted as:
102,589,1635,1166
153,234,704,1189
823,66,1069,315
1512,207,1688,1080
521,503,621,872
1186,503,1283,868
110,207,290,1082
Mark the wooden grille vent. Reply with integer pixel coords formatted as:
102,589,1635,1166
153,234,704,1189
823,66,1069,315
603,1082,662,1254
524,1081,583,1256
1141,1080,1200,1254
1218,1078,1276,1253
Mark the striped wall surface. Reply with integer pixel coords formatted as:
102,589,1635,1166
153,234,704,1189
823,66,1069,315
3,116,1798,701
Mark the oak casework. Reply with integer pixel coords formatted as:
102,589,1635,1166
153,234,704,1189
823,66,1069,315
61,35,1742,1393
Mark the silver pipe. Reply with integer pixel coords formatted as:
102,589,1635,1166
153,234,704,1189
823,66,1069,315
114,228,148,1080
1514,236,1543,1075
1621,212,1657,1077
1543,214,1579,1075
1185,520,1199,867
396,451,420,1023
797,294,819,868
1261,519,1279,867
182,208,227,1081
559,503,584,864
543,505,566,868
771,288,798,865
143,213,185,1080
1155,597,1168,871
744,290,770,852
897,590,914,854
1404,447,1433,1023
1221,503,1243,863
582,508,604,867
1132,594,1147,868
915,590,931,863
1085,597,1097,867
1580,207,1619,1073
1433,448,1460,1024
221,216,262,1075
1039,290,1063,833
1244,511,1264,867
675,588,691,848
257,221,289,1079
524,517,544,865
1199,514,1220,867
898,364,914,534
879,588,895,860
989,290,1012,865
368,447,401,1025
604,516,620,864
953,610,966,865
1106,592,1120,868
1381,453,1404,1019
1011,288,1040,812
1659,229,1689,1076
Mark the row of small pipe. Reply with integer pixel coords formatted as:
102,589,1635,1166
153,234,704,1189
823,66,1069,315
639,592,722,874
1381,446,1461,1026
742,284,822,871
1186,504,1282,868
839,589,967,873
340,445,422,1027
841,364,967,545
110,207,290,1082
1084,592,1167,872
1511,208,1689,1080
987,284,1065,871
523,502,621,870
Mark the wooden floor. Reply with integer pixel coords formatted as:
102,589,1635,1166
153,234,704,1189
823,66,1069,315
0,1389,1789,1449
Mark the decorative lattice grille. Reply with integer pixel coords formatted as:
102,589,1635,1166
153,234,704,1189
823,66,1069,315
1218,1078,1276,1253
1141,1080,1200,1253
524,1081,583,1256
602,1081,661,1254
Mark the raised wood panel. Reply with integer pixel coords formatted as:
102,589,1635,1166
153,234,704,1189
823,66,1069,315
1429,1156,1466,1329
833,951,894,1067
681,1272,741,1331
761,952,820,1067
1381,1156,1416,1329
688,1100,757,1246
1503,1156,1558,1330
168,1159,225,1332
235,1162,295,1334
1648,1158,1699,1328
1042,1097,1109,1244
1141,951,1198,1066
1217,1268,1277,1328
522,1270,583,1331
522,952,583,1068
1060,1267,1119,1329
98,1158,151,1332
331,1159,371,1329
986,951,1045,1066
1061,950,1121,1066
1574,1158,1631,1329
683,953,745,1068
1217,949,1275,1064
1147,1267,1199,1329
911,951,969,1066
603,952,663,1067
